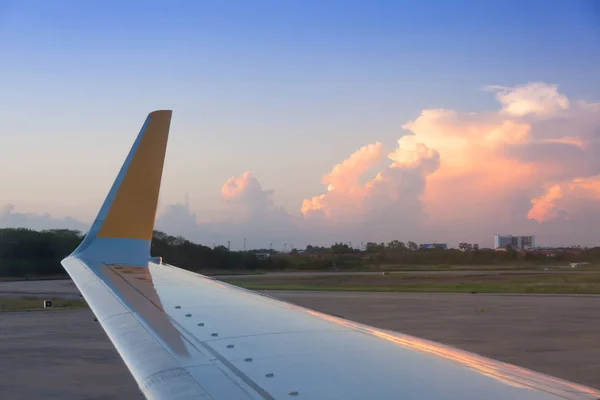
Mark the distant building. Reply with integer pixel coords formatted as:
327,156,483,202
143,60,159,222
255,252,271,260
421,243,448,249
494,234,535,250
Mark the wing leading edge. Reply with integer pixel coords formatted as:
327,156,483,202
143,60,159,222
62,111,600,400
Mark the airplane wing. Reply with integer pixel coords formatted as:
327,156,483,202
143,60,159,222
62,110,600,400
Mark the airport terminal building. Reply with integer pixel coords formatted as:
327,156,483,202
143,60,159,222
494,234,535,250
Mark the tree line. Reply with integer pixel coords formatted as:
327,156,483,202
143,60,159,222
0,228,599,278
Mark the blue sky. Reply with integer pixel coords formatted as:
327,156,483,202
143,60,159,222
0,1,599,247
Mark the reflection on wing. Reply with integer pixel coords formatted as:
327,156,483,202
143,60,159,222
301,308,598,397
102,265,189,356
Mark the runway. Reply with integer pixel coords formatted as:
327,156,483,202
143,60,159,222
0,267,592,296
0,279,79,297
0,287,599,399
213,268,591,279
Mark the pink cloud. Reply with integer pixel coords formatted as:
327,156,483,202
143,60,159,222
221,171,253,200
301,142,386,219
528,185,565,222
299,82,600,245
301,138,439,224
528,177,600,223
160,82,600,247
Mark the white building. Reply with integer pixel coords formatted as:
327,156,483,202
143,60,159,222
494,234,535,250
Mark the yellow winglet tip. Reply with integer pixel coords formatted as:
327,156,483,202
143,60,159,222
150,109,173,116
96,110,172,241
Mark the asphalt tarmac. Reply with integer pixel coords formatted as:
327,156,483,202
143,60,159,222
0,283,598,399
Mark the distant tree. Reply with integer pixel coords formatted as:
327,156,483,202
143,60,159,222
331,242,354,254
387,240,401,249
459,242,474,251
365,242,385,253
3,227,599,278
0,228,84,277
386,240,407,251
304,245,328,254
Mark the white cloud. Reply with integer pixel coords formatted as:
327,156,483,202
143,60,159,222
485,82,570,117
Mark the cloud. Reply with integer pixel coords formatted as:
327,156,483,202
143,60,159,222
153,82,600,247
527,185,566,222
157,172,298,249
485,82,570,117
221,171,286,221
0,204,88,232
301,139,438,225
528,177,600,223
219,172,296,236
154,197,200,240
8,82,600,248
321,142,385,193
301,142,386,219
409,83,599,244
298,82,600,246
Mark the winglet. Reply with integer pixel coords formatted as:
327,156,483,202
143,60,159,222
73,110,172,262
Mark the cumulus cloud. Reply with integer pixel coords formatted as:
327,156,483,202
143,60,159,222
9,81,600,248
301,139,438,227
409,83,599,244
485,82,570,117
154,82,600,247
296,81,600,246
155,197,201,240
220,171,288,222
528,185,566,222
298,134,440,244
322,142,385,193
528,178,600,223
0,204,87,232
157,172,298,249
301,142,386,219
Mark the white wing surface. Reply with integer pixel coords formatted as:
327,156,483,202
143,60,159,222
62,110,600,400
